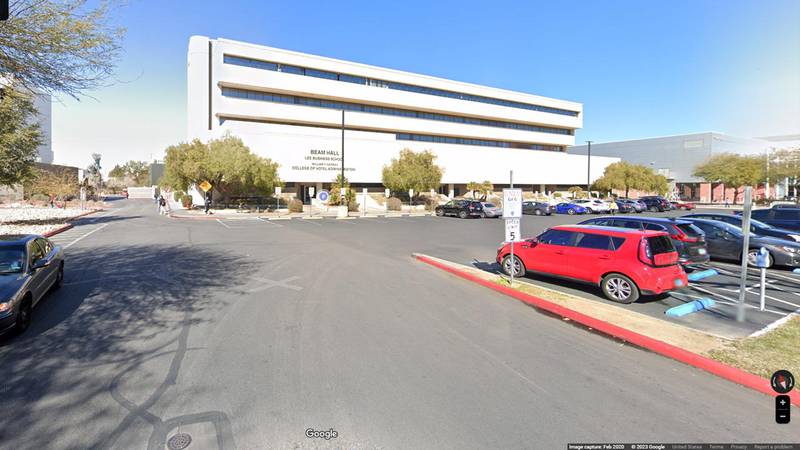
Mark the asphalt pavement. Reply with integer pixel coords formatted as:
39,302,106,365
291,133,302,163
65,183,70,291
0,200,797,449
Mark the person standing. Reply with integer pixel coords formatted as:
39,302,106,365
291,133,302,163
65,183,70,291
204,191,212,215
158,195,167,215
609,198,618,215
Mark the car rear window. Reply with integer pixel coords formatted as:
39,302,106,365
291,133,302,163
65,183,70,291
484,203,495,208
647,235,675,254
611,237,626,250
575,233,611,250
644,223,667,231
674,223,704,237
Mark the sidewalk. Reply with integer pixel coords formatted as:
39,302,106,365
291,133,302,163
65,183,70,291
167,204,433,220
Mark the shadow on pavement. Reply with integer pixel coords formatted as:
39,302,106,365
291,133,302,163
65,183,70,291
0,243,256,450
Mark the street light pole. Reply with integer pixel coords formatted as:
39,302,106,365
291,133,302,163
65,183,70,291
586,140,593,195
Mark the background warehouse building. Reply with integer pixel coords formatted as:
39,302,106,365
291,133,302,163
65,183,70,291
187,36,618,202
570,133,800,202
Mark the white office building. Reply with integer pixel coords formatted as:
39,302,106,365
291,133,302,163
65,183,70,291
187,36,617,201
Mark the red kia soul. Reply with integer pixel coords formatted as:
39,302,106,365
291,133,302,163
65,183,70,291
496,225,688,303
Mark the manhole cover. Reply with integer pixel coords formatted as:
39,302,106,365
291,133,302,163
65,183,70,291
167,432,192,450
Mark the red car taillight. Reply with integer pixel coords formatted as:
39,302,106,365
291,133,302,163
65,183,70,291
638,238,654,266
671,225,699,243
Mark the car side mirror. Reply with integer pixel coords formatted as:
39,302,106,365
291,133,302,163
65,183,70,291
31,259,50,270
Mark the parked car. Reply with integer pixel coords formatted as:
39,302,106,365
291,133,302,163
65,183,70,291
480,202,503,218
435,200,484,219
496,225,688,303
572,198,611,214
0,235,65,335
579,217,710,266
681,213,800,242
522,201,552,216
554,202,588,215
739,207,800,231
618,199,646,212
638,196,671,212
671,199,696,210
614,201,634,213
680,218,800,268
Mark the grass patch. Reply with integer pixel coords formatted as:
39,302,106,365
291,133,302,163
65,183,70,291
708,315,800,391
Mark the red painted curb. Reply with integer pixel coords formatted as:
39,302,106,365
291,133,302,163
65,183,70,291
414,254,800,406
43,223,74,237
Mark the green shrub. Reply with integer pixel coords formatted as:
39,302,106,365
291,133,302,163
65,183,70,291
422,196,438,211
31,193,51,203
180,193,193,208
348,200,359,212
387,197,402,211
288,198,304,213
174,191,184,202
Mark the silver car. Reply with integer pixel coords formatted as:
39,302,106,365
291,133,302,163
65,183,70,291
0,235,65,335
480,202,503,218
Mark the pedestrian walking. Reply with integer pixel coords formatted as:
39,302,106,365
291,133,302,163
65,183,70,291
158,195,167,215
609,199,618,215
204,191,212,215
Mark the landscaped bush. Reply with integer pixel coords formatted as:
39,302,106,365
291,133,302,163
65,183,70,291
422,196,438,211
387,197,402,211
180,193,193,208
31,193,50,203
288,198,304,213
348,200,359,212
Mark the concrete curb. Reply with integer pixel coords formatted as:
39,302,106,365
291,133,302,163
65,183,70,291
413,253,800,406
43,224,74,237
41,208,103,237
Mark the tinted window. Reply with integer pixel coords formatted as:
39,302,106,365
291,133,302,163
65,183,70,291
305,68,337,80
647,236,675,255
750,210,771,220
774,210,800,220
613,220,642,230
692,222,717,235
538,230,575,246
576,233,612,250
674,223,703,237
611,237,626,250
484,203,495,208
644,223,667,231
587,218,614,226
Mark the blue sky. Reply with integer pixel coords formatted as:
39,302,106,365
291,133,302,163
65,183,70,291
51,0,800,170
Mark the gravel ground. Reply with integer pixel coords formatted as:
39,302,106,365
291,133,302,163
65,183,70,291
0,207,94,236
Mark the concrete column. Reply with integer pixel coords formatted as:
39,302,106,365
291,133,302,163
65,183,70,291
448,184,454,199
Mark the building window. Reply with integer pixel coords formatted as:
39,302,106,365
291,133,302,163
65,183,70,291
220,87,573,136
223,54,580,117
395,133,562,151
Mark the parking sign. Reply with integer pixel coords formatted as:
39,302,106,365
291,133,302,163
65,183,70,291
503,188,523,218
505,217,521,242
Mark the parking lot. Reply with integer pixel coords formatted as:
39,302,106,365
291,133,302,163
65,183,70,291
206,207,800,339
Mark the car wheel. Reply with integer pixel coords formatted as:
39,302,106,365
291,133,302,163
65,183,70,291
747,249,774,268
480,211,487,218
586,207,594,214
458,210,468,219
567,208,576,215
15,298,32,334
53,262,64,290
649,206,658,212
501,255,526,277
601,274,640,304
534,209,542,216
435,209,444,217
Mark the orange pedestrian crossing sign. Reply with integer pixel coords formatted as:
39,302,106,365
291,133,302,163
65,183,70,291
199,180,212,192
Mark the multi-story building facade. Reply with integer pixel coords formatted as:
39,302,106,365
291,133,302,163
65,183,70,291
187,36,617,201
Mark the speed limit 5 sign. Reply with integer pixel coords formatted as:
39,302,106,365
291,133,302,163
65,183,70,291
505,217,521,242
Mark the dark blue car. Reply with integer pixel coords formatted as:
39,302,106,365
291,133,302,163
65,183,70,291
682,213,800,242
554,202,588,215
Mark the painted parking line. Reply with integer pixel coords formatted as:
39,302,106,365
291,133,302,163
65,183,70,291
63,223,111,249
216,219,231,229
689,285,785,315
257,217,283,227
293,218,322,226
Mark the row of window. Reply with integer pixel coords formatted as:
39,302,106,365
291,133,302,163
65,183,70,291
396,133,562,151
223,54,580,117
538,229,627,251
221,87,572,136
